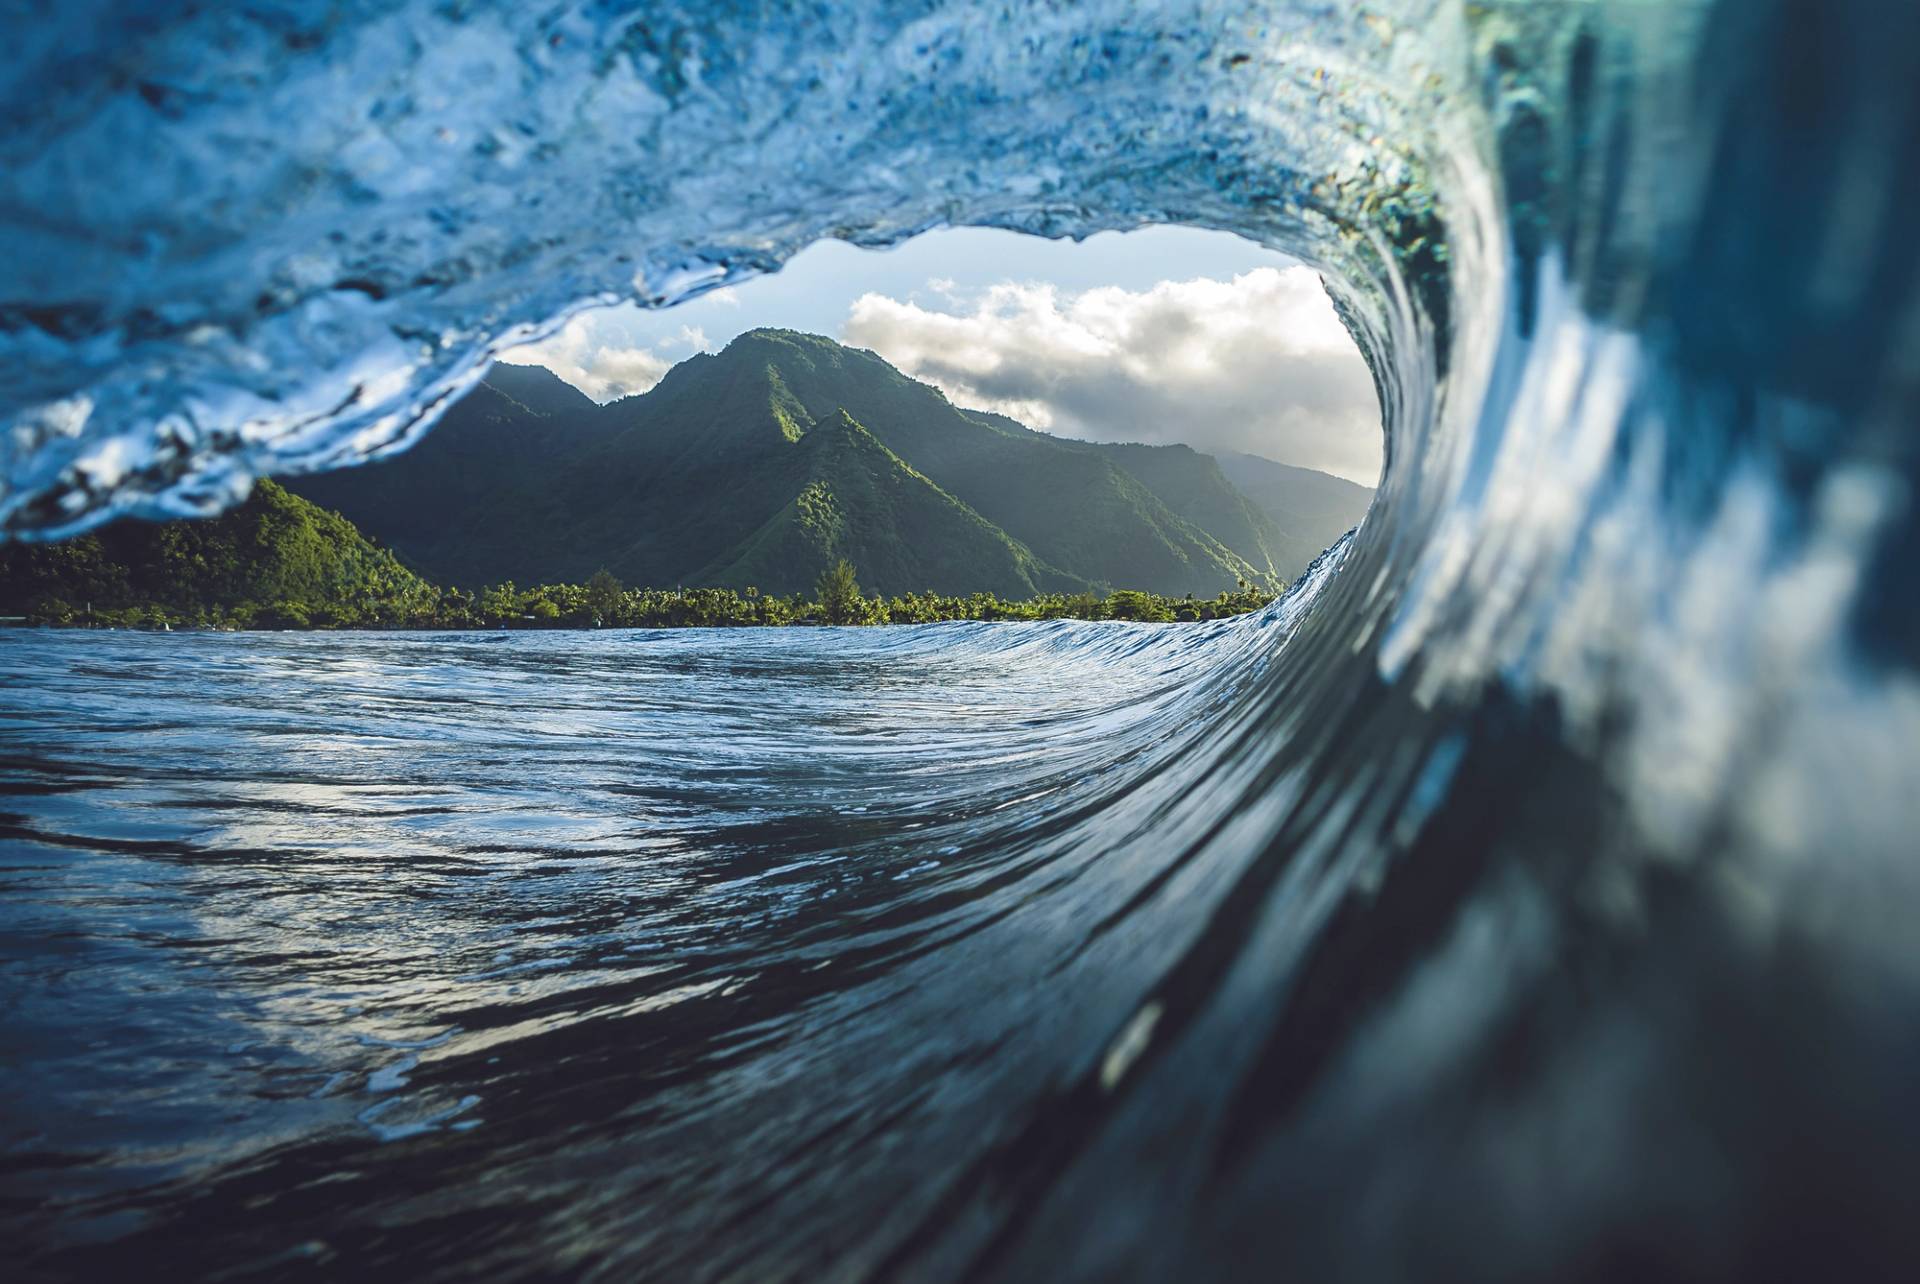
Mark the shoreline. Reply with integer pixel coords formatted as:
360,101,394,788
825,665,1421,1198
5,584,1278,633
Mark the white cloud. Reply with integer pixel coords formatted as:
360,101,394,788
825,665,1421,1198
841,266,1382,482
498,315,671,402
706,287,741,307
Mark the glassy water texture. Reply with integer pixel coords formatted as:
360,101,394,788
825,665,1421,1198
0,611,1296,1279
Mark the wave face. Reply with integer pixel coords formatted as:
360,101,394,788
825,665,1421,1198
3,1,1918,1279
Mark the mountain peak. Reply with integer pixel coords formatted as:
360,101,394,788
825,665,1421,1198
726,327,839,349
717,328,894,375
485,362,600,417
288,330,1368,597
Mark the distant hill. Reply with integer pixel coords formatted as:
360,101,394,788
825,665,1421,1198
0,478,437,627
281,366,631,585
287,331,1373,597
482,363,600,419
695,408,1073,596
1213,450,1374,549
1084,441,1334,590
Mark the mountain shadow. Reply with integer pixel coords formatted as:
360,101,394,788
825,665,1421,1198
286,330,1373,597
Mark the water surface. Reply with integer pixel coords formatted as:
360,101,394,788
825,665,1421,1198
1,616,1286,1279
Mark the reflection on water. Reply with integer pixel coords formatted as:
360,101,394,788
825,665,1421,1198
0,609,1297,1279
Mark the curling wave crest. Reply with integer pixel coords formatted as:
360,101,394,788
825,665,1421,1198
2,1,1918,1279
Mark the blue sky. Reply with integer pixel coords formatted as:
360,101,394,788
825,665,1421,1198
503,226,1382,483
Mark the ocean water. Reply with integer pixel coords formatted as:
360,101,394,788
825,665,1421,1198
0,600,1320,1279
3,0,1919,1279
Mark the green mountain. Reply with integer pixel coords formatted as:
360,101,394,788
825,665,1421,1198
1213,450,1375,552
483,363,601,419
286,330,1372,597
0,478,438,627
694,410,1074,596
287,365,625,585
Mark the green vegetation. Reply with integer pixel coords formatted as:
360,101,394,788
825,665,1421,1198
410,574,1271,630
0,478,438,630
814,558,865,625
2,338,1360,635
2,567,1273,632
287,332,1371,598
0,486,1276,632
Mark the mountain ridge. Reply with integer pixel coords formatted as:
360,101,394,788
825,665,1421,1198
0,478,438,627
286,329,1373,596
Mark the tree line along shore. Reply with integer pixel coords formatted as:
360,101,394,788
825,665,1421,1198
2,481,1280,632
15,562,1276,632
3,475,1290,629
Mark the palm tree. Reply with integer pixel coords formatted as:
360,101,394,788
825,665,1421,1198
586,568,622,624
815,558,862,625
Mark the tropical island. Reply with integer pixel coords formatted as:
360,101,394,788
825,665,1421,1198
0,479,1273,629
0,331,1368,631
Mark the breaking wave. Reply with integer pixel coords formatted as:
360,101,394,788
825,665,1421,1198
2,1,1918,1279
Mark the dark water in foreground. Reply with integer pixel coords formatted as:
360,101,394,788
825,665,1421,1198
0,612,1301,1280
6,0,1920,1278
